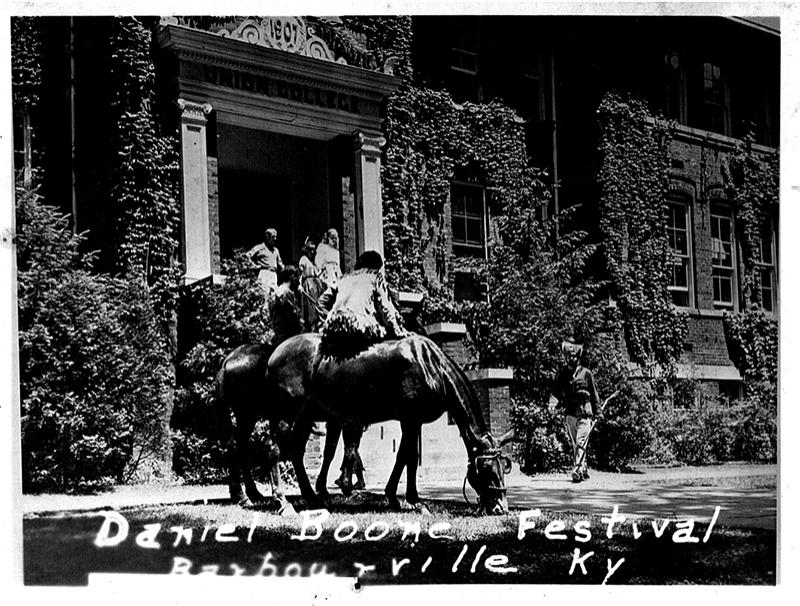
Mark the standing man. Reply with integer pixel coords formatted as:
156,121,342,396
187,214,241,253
549,341,601,483
248,228,284,305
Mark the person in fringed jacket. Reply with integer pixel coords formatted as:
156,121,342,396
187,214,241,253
317,250,409,361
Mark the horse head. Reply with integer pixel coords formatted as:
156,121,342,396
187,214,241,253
466,432,513,515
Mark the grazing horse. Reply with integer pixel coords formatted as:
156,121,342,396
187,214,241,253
269,332,513,514
216,344,364,511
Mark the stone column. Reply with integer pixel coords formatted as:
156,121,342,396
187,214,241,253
177,98,213,283
353,132,386,258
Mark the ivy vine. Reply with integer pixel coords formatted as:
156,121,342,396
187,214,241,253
11,17,42,111
596,92,687,370
106,17,182,335
722,138,779,394
723,138,779,310
381,84,540,308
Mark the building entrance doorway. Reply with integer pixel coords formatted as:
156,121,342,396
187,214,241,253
218,169,292,260
217,124,338,265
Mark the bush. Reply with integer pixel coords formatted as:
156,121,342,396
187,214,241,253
170,252,272,484
511,397,569,474
17,185,173,492
590,381,659,471
733,384,777,463
639,381,776,467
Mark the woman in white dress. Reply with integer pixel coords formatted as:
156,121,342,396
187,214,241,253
315,228,342,289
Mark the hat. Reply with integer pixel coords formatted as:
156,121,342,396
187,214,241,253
561,341,583,356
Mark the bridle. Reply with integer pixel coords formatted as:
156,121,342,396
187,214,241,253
462,448,511,507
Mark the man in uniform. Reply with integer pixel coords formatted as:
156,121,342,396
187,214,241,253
549,341,601,483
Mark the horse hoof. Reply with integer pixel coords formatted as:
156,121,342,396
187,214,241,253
278,502,297,517
386,497,402,511
353,480,366,491
237,497,254,508
334,477,353,497
304,496,327,510
412,503,431,516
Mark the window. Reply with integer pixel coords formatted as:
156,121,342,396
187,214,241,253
451,181,488,303
451,181,487,258
13,110,33,186
710,203,736,309
666,198,693,307
447,19,480,103
663,52,687,123
755,219,777,312
718,380,742,402
701,62,729,135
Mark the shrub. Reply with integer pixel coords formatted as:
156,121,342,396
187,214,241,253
511,397,569,474
733,384,777,463
590,381,659,471
170,252,271,484
17,185,172,492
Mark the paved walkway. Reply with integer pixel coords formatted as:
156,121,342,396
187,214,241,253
21,463,777,531
422,464,778,530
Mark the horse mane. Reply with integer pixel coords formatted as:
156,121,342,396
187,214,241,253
405,336,490,443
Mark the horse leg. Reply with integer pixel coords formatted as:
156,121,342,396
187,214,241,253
226,420,246,504
316,420,342,497
235,416,266,504
342,424,365,491
385,425,416,510
404,424,422,506
289,410,325,510
268,462,297,516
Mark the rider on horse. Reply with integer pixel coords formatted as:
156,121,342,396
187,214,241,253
317,250,410,360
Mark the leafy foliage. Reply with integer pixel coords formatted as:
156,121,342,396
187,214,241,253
11,17,42,111
171,253,271,483
106,17,181,332
596,92,687,370
17,185,173,492
723,140,779,309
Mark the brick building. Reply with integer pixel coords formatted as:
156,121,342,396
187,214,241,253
413,15,779,399
13,15,779,480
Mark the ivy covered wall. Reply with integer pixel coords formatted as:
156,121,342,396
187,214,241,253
596,92,688,371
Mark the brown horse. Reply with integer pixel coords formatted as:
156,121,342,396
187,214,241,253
268,333,513,514
216,343,363,512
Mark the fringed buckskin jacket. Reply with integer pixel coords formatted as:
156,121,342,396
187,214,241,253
318,269,408,359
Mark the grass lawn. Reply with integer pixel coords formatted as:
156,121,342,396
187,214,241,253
23,491,775,586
